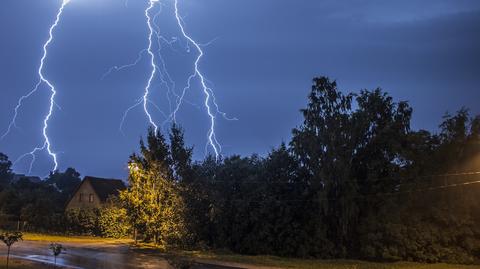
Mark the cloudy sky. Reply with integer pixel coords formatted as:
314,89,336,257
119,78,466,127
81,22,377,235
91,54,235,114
0,0,479,178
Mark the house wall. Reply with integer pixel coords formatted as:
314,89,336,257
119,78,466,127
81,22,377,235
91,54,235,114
65,180,102,210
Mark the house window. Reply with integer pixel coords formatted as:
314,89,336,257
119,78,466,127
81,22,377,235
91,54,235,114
79,193,83,202
89,194,94,203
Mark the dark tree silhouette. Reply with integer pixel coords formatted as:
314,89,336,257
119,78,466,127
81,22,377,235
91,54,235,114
0,153,12,188
0,231,22,269
49,243,66,267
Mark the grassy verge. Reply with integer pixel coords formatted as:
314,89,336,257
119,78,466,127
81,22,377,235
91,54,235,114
22,232,131,244
173,251,480,269
0,257,50,269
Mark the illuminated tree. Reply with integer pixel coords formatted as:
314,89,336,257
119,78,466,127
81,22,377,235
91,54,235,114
121,128,187,247
98,198,130,238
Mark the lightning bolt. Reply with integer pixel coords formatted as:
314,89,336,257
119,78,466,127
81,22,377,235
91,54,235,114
109,1,184,135
2,0,71,174
141,0,161,133
105,0,236,160
101,49,147,81
173,0,223,159
102,1,163,135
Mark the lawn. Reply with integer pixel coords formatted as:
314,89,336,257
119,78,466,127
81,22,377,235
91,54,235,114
0,257,50,269
176,251,480,269
22,232,131,244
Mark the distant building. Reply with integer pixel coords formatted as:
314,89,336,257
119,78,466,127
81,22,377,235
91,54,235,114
65,176,126,210
12,174,41,183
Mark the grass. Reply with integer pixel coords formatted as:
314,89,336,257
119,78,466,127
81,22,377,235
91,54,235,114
0,257,50,269
175,250,480,269
22,232,131,244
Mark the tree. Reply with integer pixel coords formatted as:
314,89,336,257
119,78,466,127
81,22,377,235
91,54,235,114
98,198,130,238
170,124,194,182
352,89,412,193
0,231,23,269
289,77,421,258
121,128,188,247
45,168,82,199
291,77,358,256
49,243,66,267
118,78,480,262
64,208,99,235
1,178,67,232
0,153,13,188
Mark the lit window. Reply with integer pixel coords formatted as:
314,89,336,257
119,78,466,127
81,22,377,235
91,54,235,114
89,194,94,203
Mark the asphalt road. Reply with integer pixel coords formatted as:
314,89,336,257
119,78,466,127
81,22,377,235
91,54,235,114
2,240,169,269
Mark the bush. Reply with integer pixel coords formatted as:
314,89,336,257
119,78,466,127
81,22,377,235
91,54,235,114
99,204,130,238
64,208,99,235
64,198,130,238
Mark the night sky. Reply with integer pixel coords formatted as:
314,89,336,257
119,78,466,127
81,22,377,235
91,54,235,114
1,0,479,179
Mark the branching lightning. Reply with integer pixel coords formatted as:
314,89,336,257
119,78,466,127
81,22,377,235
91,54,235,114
105,1,181,133
101,49,147,80
2,0,71,174
173,0,224,159
105,0,237,159
3,0,237,175
110,1,174,134
142,0,161,133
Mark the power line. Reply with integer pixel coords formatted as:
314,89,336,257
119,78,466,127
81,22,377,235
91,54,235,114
221,177,480,204
205,171,480,186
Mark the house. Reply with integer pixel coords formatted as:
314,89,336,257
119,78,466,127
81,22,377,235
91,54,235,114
65,176,126,210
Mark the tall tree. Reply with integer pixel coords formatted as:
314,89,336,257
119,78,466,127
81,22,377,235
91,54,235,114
0,153,13,188
291,77,357,256
170,124,193,182
121,127,187,246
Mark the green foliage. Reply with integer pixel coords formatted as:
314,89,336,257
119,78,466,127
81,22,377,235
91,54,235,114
44,168,81,199
0,168,81,233
0,231,23,247
49,243,66,266
121,127,188,247
49,243,66,257
98,199,130,238
178,77,480,263
64,208,99,235
0,231,23,269
0,153,12,188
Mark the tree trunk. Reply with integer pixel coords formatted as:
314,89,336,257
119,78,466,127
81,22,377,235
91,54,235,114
134,228,138,244
6,246,10,269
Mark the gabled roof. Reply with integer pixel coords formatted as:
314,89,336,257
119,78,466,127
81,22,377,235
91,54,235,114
84,176,126,202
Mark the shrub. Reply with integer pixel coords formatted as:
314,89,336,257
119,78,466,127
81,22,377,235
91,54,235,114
64,208,99,235
98,203,130,238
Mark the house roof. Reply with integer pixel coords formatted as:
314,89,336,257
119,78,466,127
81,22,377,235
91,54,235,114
84,176,126,202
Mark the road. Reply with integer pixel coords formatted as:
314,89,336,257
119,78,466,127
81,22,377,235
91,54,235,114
2,240,169,269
